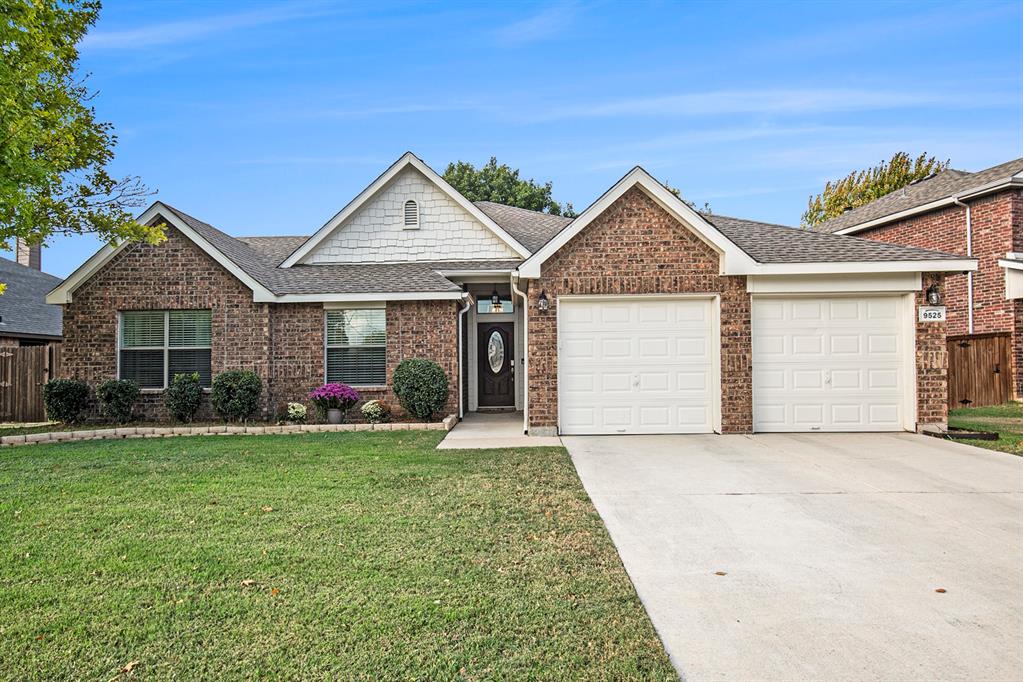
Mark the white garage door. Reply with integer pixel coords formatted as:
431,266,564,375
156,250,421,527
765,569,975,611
752,296,909,432
558,297,717,435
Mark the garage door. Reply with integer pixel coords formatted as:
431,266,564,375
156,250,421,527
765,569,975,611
559,297,716,435
752,296,909,432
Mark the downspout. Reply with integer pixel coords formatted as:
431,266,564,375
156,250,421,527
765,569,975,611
953,197,974,333
456,292,472,420
511,272,529,435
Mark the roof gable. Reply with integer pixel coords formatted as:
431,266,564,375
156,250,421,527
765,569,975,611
281,152,530,266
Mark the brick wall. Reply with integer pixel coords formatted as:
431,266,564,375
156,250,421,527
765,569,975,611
527,186,753,433
916,274,949,427
858,190,1021,396
61,227,460,421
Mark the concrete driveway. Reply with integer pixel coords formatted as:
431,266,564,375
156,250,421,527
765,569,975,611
564,433,1023,681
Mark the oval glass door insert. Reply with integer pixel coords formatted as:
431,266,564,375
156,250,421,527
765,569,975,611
487,331,505,374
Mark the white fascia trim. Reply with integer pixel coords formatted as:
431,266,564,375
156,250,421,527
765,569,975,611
280,152,531,267
263,291,464,303
45,202,277,304
731,259,977,276
998,259,1023,271
434,269,515,278
833,177,1023,236
517,167,757,278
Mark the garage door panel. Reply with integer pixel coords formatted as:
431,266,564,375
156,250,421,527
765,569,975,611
559,298,716,435
753,296,908,433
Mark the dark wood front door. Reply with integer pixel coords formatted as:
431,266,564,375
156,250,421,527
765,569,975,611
478,322,515,407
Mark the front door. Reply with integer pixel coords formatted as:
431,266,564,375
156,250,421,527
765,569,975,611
478,322,515,407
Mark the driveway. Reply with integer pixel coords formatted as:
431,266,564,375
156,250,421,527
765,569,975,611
564,433,1023,681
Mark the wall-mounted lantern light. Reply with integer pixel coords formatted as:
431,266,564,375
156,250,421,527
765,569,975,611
926,283,941,306
537,290,550,312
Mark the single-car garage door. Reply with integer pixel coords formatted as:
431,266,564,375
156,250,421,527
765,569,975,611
559,297,717,435
752,295,910,432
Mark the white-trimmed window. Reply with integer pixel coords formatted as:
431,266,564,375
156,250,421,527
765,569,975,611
119,310,212,389
403,199,419,229
326,309,386,385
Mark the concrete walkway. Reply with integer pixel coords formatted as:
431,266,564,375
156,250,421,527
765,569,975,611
564,433,1023,681
436,411,562,449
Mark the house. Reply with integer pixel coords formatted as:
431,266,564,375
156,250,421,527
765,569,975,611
47,152,977,434
0,242,63,347
814,158,1023,405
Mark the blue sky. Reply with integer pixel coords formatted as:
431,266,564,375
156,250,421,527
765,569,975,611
18,0,1023,277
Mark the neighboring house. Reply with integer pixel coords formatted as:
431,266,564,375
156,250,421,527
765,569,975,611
814,158,1023,405
47,152,976,434
0,243,63,347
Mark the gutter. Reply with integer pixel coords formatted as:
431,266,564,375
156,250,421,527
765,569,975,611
510,272,529,435
953,197,974,333
456,292,473,420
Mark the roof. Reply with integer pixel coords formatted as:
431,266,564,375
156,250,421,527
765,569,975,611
0,257,63,338
705,213,966,263
473,201,573,252
815,157,1023,234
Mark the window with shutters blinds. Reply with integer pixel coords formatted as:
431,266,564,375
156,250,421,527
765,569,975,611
325,309,386,386
119,310,212,389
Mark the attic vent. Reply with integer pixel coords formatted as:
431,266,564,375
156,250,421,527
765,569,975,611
403,200,419,229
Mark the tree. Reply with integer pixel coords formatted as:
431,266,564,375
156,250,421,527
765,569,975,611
0,0,163,272
660,180,711,214
802,152,950,228
443,157,575,217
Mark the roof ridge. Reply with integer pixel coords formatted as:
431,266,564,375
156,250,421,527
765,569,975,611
474,200,574,220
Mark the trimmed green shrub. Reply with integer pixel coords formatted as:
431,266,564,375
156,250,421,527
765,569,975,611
392,359,448,420
210,370,262,422
96,379,140,424
42,378,90,424
166,372,203,422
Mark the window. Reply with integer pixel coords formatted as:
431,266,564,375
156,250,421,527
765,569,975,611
119,310,212,389
326,309,386,385
476,297,514,314
403,200,419,229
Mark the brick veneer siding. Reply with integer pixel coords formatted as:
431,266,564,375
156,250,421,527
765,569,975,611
856,189,1022,396
60,226,459,421
916,274,949,427
526,186,753,434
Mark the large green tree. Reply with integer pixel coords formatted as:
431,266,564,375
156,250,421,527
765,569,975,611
1,0,163,268
443,157,575,217
802,152,950,228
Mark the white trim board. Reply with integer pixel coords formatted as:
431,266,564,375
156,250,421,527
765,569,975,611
280,152,531,267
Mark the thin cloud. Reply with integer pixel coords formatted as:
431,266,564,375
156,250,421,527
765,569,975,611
493,3,577,46
231,155,388,167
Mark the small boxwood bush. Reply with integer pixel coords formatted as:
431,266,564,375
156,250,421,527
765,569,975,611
392,359,448,420
166,372,204,422
96,379,140,424
210,370,262,422
42,378,90,424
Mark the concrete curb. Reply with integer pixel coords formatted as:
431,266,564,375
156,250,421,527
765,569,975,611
0,415,457,448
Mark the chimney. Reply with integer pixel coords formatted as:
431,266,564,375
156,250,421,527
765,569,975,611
15,238,41,270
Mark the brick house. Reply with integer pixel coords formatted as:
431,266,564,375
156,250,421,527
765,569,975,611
48,152,975,433
814,158,1023,405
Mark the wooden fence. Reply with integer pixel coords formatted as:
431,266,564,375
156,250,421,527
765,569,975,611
0,344,61,423
947,332,1013,409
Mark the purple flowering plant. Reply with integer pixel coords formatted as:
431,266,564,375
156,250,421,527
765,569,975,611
308,383,360,411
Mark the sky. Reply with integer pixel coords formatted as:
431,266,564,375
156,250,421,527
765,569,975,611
15,0,1023,278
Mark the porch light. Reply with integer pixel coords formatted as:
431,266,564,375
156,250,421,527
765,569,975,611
537,291,550,312
490,289,500,306
926,283,941,306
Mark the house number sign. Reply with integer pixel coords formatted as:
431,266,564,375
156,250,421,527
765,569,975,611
918,306,946,322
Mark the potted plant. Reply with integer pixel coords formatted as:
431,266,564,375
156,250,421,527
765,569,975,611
309,383,360,424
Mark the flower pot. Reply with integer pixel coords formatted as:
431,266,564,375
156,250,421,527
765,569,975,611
326,408,343,425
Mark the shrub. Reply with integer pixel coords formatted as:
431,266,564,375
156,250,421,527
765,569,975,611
286,402,307,423
165,372,203,422
96,379,140,424
210,370,263,422
42,378,90,424
308,383,360,418
361,399,391,424
392,359,448,421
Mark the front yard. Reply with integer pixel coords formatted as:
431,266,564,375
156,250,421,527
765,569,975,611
949,402,1023,455
0,431,675,680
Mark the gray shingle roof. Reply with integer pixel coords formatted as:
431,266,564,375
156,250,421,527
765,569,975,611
814,157,1023,233
473,201,574,252
0,257,63,339
704,213,966,263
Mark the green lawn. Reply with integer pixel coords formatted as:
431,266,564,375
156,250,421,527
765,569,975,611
0,432,676,680
948,402,1023,456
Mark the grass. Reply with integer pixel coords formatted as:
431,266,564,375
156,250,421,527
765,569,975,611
948,402,1023,456
0,431,676,680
